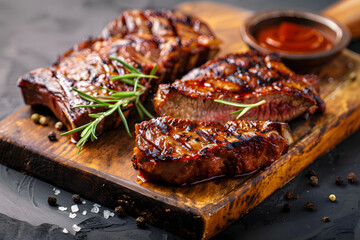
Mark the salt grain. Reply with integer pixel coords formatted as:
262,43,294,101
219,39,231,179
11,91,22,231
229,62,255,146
82,210,87,215
54,189,61,195
69,212,77,219
109,212,115,217
72,224,81,232
82,200,86,205
62,228,68,234
103,210,111,219
58,206,67,211
71,205,79,213
91,206,99,213
93,203,101,207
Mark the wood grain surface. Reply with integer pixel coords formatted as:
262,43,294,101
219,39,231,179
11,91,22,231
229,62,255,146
1,2,360,240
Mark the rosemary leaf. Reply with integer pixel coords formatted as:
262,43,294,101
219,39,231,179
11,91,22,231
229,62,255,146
137,101,155,119
118,106,132,137
214,99,266,119
150,65,158,76
109,56,141,74
110,73,157,80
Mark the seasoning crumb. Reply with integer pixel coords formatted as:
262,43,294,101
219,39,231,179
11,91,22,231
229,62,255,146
48,131,57,141
294,194,300,199
284,191,294,200
71,204,79,213
72,194,81,204
329,194,336,202
115,206,126,217
305,201,315,211
31,113,40,123
47,196,57,206
136,216,147,229
72,224,81,232
58,206,67,211
282,203,291,212
91,206,99,213
335,176,344,185
347,172,356,183
55,121,63,130
307,170,317,177
322,216,330,222
39,115,49,125
309,176,319,186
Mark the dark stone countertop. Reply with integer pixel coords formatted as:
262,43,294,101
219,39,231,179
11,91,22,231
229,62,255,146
2,0,360,239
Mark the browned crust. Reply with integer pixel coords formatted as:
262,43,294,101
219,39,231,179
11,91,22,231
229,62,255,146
133,116,292,185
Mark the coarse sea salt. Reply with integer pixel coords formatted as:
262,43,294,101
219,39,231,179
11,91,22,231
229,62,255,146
58,206,67,211
72,224,81,232
93,203,101,207
62,228,69,234
82,200,86,205
91,206,99,213
71,204,79,213
82,210,87,215
103,210,110,219
54,189,61,195
69,212,76,219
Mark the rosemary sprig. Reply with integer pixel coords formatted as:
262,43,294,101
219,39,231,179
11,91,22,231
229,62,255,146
214,99,266,119
61,57,158,152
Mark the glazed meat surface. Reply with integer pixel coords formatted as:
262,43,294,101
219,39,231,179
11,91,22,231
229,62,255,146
18,10,220,133
153,51,325,122
133,116,293,185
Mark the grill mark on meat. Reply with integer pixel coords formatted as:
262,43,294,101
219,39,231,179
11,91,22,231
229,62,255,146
133,116,293,185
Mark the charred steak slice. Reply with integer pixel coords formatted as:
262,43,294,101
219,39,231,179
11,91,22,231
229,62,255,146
153,51,325,122
133,116,293,185
18,10,220,134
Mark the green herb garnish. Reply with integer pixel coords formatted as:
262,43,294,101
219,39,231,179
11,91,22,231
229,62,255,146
214,99,266,119
61,56,158,152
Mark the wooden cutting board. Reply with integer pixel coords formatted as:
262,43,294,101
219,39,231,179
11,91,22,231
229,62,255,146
1,2,360,240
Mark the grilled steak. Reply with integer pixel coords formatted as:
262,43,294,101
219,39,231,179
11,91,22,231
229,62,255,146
153,51,325,122
18,10,220,134
133,116,293,185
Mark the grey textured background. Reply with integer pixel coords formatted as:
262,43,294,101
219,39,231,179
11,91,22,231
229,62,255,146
2,0,360,239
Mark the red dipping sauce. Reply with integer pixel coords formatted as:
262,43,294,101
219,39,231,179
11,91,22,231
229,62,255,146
256,21,333,53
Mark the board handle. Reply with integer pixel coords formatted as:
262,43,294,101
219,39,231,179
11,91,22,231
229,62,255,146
322,0,360,39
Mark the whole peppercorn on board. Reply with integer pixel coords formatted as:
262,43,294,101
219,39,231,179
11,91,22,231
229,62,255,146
2,3,360,240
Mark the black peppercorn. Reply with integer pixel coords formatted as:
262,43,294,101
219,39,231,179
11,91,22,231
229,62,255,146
47,196,57,206
347,172,356,183
283,203,291,212
48,131,57,141
72,194,81,204
309,176,319,186
307,170,317,177
115,206,126,217
335,176,344,185
284,191,294,200
305,201,315,211
136,216,146,228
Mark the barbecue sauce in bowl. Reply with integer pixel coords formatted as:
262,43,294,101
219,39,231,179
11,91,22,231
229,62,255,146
256,22,333,54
